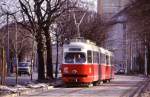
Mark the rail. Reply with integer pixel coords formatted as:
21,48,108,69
121,77,150,97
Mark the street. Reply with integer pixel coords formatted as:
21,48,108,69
0,0,150,97
19,75,146,97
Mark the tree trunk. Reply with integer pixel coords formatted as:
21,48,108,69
36,30,45,80
44,29,53,79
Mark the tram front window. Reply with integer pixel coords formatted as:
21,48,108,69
65,53,86,63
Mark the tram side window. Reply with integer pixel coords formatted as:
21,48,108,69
93,52,99,63
110,56,114,65
100,53,105,64
87,50,92,63
106,55,109,65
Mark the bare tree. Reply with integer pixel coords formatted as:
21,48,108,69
55,8,107,46
18,0,76,80
0,4,33,84
0,4,33,67
125,0,150,74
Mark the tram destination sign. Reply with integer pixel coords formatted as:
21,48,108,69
69,48,81,51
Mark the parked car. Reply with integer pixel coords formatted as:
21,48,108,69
18,62,31,76
115,69,125,74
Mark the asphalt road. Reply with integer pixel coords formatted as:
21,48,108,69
19,75,146,97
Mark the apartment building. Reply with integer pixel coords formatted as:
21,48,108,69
97,0,130,66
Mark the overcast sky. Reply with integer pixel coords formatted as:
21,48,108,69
82,0,97,11
0,0,97,12
0,0,97,28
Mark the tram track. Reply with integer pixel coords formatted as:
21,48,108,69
121,78,150,97
18,75,147,97
137,78,150,97
57,77,148,97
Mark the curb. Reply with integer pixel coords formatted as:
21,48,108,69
1,85,53,97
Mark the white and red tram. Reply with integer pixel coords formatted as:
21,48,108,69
61,38,114,86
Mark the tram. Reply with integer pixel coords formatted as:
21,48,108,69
61,37,114,86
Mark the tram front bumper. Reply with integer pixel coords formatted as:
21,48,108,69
62,74,93,83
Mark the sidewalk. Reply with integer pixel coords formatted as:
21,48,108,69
0,73,63,97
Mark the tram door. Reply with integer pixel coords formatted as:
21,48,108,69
98,52,101,80
87,50,94,81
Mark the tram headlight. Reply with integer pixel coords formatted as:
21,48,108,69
72,69,78,74
89,67,92,73
63,67,69,73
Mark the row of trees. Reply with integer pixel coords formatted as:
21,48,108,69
0,0,109,81
125,0,150,74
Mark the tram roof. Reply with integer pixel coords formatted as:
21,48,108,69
63,38,113,56
70,37,96,45
63,38,98,51
99,47,113,56
64,42,98,51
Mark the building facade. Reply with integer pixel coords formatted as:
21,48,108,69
97,0,130,67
